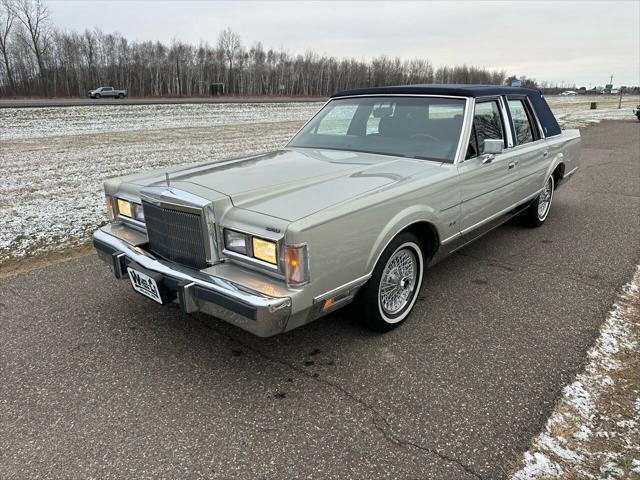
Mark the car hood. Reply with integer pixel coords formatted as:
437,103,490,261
125,148,444,221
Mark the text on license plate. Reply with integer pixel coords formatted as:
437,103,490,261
127,267,163,304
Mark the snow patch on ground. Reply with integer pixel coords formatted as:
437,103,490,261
511,266,640,479
514,452,563,479
0,102,321,264
0,102,319,140
545,95,640,129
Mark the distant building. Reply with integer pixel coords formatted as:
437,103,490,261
209,83,225,96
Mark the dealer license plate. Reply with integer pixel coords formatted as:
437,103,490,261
127,267,163,304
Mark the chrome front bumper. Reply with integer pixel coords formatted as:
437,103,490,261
93,228,292,337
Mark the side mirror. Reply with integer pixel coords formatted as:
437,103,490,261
483,139,504,154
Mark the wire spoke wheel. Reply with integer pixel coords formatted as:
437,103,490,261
359,233,425,332
378,247,418,316
537,177,553,220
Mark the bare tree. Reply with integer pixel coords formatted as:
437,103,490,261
12,0,50,95
217,28,241,93
0,13,520,98
0,0,16,93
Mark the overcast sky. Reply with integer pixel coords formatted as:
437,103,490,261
49,0,640,87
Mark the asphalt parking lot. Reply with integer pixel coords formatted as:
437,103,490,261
1,120,639,480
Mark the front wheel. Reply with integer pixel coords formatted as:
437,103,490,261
523,176,554,227
94,93,101,99
356,232,424,332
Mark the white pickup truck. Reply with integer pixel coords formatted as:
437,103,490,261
87,86,128,99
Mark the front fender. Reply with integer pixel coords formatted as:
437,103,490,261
365,205,443,274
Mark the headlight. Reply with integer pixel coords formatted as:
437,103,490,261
285,244,309,286
225,229,279,266
116,198,144,222
224,229,249,255
252,237,277,265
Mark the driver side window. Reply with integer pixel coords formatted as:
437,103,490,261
466,100,505,159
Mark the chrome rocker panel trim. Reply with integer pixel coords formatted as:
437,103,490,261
93,228,292,337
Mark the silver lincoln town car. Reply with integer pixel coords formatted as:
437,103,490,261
93,84,580,337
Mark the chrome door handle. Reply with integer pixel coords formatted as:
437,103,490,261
508,162,516,169
481,154,495,164
543,150,549,158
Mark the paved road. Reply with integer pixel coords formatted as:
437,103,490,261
1,121,639,479
0,97,326,108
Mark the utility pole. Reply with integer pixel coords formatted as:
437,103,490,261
618,87,623,109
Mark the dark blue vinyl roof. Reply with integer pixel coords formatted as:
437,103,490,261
332,84,539,98
331,84,562,137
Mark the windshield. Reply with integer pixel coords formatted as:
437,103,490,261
288,96,466,163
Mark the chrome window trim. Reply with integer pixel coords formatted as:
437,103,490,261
505,94,546,144
285,94,471,165
498,96,515,147
501,137,548,153
322,93,470,100
525,95,546,140
456,97,475,164
454,97,473,164
459,96,513,162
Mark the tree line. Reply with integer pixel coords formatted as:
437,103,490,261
0,0,546,98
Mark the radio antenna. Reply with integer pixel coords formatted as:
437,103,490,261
165,172,170,187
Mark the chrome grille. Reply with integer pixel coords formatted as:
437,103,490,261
142,201,208,269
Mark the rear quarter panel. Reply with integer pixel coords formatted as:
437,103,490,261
546,129,581,186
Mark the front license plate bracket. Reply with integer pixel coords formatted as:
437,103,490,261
127,264,176,305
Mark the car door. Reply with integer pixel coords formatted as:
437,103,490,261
505,96,549,198
457,98,523,239
103,87,114,97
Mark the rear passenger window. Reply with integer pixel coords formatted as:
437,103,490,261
466,100,504,159
508,99,536,145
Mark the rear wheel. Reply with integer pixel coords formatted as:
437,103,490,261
356,232,424,332
118,93,124,99
523,176,554,227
